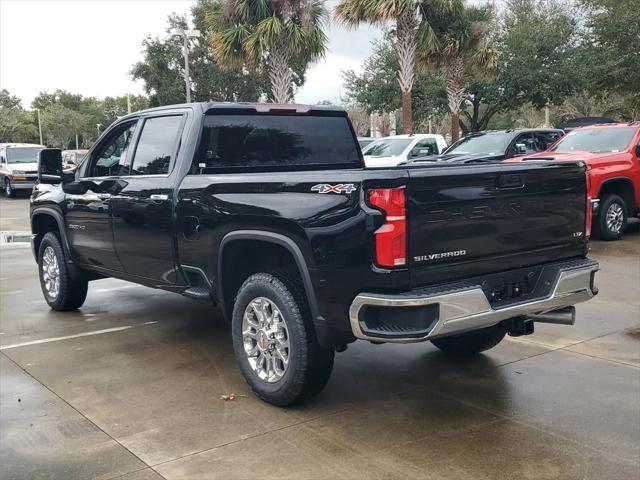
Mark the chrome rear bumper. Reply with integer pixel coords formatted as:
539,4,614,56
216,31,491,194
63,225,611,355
349,259,599,343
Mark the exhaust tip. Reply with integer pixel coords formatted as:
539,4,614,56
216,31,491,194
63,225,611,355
529,306,576,326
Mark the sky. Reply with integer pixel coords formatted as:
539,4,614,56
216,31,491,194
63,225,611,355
0,0,381,108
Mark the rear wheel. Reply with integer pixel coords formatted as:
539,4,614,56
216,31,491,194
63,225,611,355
38,232,88,311
4,178,15,198
594,194,627,241
431,324,507,356
231,272,334,406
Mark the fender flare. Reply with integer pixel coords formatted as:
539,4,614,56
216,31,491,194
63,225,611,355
597,177,635,213
218,230,334,347
30,207,73,261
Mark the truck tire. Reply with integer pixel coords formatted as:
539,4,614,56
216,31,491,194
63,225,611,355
38,232,88,311
4,178,15,198
231,272,334,406
431,324,507,356
594,194,627,241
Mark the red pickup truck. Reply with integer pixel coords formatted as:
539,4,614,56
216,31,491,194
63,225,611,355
513,123,640,240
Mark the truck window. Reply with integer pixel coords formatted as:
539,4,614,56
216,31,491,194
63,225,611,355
131,116,183,175
87,122,137,178
535,131,562,150
412,138,438,156
192,114,360,173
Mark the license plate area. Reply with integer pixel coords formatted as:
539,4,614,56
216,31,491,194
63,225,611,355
479,265,558,308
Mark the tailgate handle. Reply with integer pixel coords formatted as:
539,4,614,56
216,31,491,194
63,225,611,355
497,174,524,189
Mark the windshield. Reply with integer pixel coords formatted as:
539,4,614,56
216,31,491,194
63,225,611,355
362,138,413,157
6,147,44,163
551,127,636,153
445,132,512,156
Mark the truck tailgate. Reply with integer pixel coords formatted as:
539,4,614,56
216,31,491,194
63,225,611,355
407,162,588,288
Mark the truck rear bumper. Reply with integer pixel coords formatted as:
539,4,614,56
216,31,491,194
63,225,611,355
349,258,599,343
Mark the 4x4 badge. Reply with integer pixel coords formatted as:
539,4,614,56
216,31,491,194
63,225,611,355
311,183,357,194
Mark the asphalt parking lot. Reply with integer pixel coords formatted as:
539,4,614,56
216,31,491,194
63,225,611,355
1,196,639,480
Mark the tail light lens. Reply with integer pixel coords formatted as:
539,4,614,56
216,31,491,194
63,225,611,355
368,187,406,267
585,168,592,238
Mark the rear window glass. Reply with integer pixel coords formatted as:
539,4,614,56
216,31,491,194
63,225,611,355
191,114,360,173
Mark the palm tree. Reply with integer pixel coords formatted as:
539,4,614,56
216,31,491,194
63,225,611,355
335,0,453,133
418,2,496,143
209,0,328,103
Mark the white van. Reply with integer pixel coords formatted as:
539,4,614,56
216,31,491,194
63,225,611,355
0,143,46,197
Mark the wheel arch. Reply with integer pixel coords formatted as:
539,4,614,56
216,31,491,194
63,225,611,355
218,230,332,346
598,177,635,215
31,207,72,261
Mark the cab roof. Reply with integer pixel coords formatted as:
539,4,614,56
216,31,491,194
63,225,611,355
132,102,346,117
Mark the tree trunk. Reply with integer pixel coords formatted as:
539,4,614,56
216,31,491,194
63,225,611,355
268,45,292,104
450,112,460,143
401,90,413,134
396,12,417,134
445,57,465,143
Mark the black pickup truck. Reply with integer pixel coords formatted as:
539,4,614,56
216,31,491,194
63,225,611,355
31,103,599,406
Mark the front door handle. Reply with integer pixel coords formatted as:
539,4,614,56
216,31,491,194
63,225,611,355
150,194,169,202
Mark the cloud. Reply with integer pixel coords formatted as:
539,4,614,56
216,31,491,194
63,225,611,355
0,0,381,107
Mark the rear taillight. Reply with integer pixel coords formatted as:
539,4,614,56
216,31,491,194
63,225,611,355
368,187,407,267
585,168,592,238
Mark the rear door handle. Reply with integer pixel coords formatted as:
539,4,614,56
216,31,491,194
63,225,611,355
150,194,169,202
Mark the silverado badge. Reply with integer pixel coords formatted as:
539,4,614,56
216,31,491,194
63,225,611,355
311,183,357,194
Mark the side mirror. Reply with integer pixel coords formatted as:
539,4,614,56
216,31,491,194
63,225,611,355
515,143,527,155
38,149,63,184
408,148,433,159
635,144,640,157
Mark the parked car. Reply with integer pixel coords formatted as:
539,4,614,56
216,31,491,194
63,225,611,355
407,128,564,165
357,137,375,149
31,103,598,406
62,149,89,170
361,134,447,167
512,123,640,240
0,143,45,197
556,117,615,132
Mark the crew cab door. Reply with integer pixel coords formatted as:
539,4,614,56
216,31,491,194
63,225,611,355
110,113,187,285
66,120,139,271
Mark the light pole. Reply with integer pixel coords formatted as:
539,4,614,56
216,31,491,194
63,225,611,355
36,108,43,145
171,27,201,103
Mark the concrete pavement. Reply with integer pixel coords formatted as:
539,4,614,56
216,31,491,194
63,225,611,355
0,197,638,479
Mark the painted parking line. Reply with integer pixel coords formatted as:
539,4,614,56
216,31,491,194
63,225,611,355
0,325,138,350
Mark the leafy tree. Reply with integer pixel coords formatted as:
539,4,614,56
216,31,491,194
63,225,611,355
208,0,328,103
0,90,39,143
578,0,640,98
418,1,496,142
40,104,88,149
343,38,448,131
459,0,584,133
496,0,582,110
336,0,455,133
132,4,267,106
345,103,370,136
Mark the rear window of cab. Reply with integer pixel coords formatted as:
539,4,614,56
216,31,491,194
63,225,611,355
191,114,361,173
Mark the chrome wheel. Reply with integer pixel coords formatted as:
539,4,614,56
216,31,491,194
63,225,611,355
242,297,290,383
605,202,624,234
42,246,60,298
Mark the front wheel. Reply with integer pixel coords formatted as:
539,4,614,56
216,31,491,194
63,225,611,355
431,324,507,356
231,272,334,407
38,232,88,311
4,178,15,197
594,194,627,241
